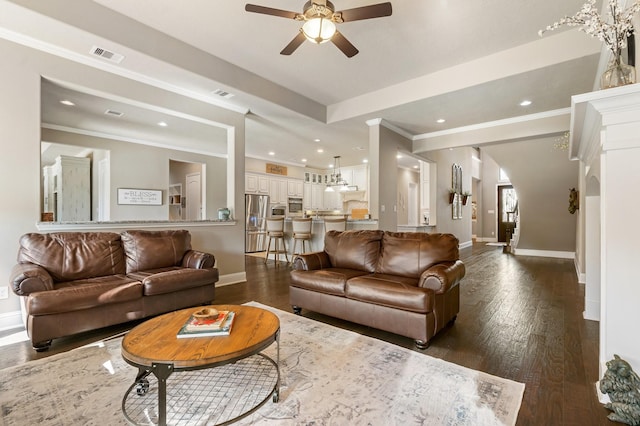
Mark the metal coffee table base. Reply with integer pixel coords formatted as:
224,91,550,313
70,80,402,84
122,352,280,426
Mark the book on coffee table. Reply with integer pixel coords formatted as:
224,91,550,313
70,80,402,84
177,311,236,338
184,310,230,332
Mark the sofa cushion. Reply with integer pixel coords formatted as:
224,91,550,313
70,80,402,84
324,230,384,273
121,230,191,273
377,232,460,278
346,274,434,313
27,275,141,315
17,232,126,282
290,268,369,296
128,267,219,296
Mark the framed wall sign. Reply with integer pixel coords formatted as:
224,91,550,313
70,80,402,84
117,188,163,205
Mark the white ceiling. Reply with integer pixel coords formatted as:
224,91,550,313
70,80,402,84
4,0,604,170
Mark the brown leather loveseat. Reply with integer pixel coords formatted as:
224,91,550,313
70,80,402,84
290,230,465,348
10,229,218,351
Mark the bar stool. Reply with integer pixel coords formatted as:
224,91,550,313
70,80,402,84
265,217,288,266
324,218,346,233
291,218,313,257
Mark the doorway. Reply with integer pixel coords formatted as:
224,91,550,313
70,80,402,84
497,185,517,243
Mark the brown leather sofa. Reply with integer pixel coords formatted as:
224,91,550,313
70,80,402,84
290,230,465,348
9,229,218,351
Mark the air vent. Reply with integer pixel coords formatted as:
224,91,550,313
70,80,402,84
212,89,235,99
90,46,124,64
104,109,124,117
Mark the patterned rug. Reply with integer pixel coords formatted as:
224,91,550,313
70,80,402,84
0,302,524,425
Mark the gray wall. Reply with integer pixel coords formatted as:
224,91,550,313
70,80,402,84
0,37,246,319
482,137,578,251
43,129,228,221
426,147,473,245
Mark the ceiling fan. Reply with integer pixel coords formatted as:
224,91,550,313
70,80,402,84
245,1,392,58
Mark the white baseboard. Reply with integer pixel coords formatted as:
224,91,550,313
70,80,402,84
0,310,24,332
475,237,498,243
217,272,246,287
574,256,586,283
459,240,473,249
512,248,575,259
583,299,600,321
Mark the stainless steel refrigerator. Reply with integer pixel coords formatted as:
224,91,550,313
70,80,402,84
245,194,270,252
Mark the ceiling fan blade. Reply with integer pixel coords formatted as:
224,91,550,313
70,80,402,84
335,2,392,22
331,31,359,58
280,31,307,55
245,4,298,19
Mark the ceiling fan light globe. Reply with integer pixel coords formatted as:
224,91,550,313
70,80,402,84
302,18,336,44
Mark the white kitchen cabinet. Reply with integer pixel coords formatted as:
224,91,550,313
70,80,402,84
351,164,368,192
51,155,91,222
323,190,342,210
245,173,269,194
303,183,312,210
245,174,258,193
269,178,288,204
311,184,324,210
287,179,304,197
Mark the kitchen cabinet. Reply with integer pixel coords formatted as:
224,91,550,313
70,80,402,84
351,164,368,192
323,190,342,210
245,173,269,194
303,182,322,210
269,178,288,204
47,155,91,222
288,179,304,197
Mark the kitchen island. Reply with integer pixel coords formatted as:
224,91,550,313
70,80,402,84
283,217,378,254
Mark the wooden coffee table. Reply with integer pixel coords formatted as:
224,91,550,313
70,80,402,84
121,304,280,426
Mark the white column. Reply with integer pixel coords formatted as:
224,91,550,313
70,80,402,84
570,84,640,375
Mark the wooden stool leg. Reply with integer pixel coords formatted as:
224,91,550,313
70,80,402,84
264,236,271,264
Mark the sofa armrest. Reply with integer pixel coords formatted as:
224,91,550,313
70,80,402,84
419,260,466,294
10,263,54,296
181,250,215,269
291,251,331,271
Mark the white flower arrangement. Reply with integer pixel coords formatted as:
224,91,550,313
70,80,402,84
539,0,640,57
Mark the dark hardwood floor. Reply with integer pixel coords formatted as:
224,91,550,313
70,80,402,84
0,243,613,425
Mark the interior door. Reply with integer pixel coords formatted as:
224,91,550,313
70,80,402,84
497,185,517,242
186,172,202,220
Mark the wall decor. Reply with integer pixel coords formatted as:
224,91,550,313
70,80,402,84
117,188,162,205
452,164,463,219
266,163,287,176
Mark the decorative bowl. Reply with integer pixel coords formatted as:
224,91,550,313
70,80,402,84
192,307,219,321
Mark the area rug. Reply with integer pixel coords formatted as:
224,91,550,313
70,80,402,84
0,302,524,425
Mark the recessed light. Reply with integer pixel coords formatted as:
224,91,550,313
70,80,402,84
301,158,307,163
436,118,445,123
363,159,368,163
413,165,419,169
60,100,75,106
396,154,403,159
317,148,324,153
157,121,168,127
520,100,532,106
268,151,275,156
314,138,321,142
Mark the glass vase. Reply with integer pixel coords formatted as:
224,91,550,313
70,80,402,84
601,57,636,89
